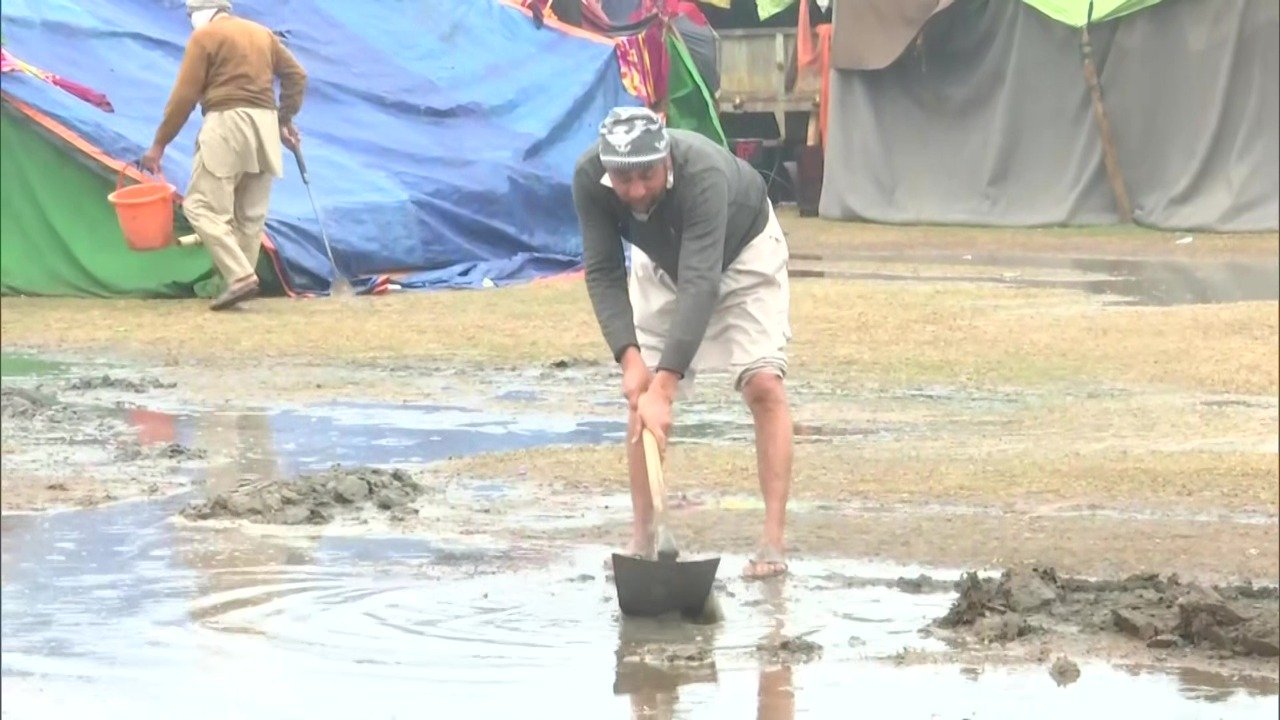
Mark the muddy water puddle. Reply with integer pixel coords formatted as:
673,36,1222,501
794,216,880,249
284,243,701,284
3,500,1275,718
170,401,624,471
1,357,627,512
790,252,1279,306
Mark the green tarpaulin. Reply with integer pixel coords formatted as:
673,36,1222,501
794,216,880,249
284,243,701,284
0,103,220,298
756,0,797,21
776,0,1162,26
664,29,728,147
1022,0,1165,26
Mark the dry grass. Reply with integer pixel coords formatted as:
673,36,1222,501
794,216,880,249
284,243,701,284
436,441,1279,513
1,281,603,366
791,280,1279,393
2,278,1275,394
3,215,1276,394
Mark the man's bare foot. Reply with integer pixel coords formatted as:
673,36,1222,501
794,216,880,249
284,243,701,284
743,542,788,580
602,533,654,570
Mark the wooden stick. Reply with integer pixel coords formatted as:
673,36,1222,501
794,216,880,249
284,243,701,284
1080,2,1133,223
642,428,680,558
641,428,666,516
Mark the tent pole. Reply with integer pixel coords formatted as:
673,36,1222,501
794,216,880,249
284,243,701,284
1080,0,1133,223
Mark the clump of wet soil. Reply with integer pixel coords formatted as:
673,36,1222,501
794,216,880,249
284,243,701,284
115,441,208,462
1048,655,1081,686
1,384,125,443
1,382,207,511
756,634,824,665
1,386,91,422
618,643,715,667
613,641,718,693
933,567,1280,659
180,465,428,525
821,571,959,595
64,374,176,393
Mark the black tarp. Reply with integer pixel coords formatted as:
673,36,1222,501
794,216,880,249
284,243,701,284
820,0,1279,232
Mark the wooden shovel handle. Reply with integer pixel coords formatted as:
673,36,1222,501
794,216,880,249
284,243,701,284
641,427,666,515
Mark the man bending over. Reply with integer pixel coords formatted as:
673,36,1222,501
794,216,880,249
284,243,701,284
571,107,794,579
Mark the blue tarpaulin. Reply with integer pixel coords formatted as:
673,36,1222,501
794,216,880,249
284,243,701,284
0,0,639,294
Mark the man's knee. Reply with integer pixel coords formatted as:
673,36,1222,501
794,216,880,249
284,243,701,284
235,208,269,232
740,369,787,412
182,193,211,223
234,177,274,226
183,183,232,230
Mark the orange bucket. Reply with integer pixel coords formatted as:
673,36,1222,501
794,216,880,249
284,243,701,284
107,165,177,251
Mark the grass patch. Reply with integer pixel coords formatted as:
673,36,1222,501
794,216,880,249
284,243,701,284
789,279,1278,393
3,215,1275,393
2,275,1274,394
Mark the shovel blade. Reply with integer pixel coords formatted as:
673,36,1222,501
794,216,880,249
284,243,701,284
612,553,720,618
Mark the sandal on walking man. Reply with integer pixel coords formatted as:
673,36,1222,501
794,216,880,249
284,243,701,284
572,107,794,580
141,0,308,311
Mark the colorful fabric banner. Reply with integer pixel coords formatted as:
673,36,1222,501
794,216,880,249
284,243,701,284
0,47,113,112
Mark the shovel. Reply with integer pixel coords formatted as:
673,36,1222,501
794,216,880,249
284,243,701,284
289,145,353,297
611,428,720,619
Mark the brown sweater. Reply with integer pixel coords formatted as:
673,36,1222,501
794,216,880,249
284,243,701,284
153,15,308,148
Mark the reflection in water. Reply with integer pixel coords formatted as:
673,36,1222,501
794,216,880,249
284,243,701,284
609,576,804,720
754,578,796,720
790,252,1280,306
1064,257,1280,306
614,614,720,719
195,411,281,493
1120,663,1280,705
147,402,625,476
2,529,1276,718
175,412,319,629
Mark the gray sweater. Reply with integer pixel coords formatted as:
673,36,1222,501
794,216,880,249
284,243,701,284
571,129,770,376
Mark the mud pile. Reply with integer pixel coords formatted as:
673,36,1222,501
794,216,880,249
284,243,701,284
756,634,824,665
1,385,125,438
1048,655,1081,686
934,567,1280,658
821,571,958,595
64,374,176,393
1,386,89,423
115,441,208,463
180,466,428,525
617,643,714,667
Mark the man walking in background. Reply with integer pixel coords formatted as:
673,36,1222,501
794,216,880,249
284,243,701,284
572,107,794,579
142,0,307,311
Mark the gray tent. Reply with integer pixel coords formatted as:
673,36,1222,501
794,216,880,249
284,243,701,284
820,0,1279,232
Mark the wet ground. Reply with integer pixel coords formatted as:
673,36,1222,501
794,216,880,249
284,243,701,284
3,503,1277,719
788,252,1280,306
2,351,1277,717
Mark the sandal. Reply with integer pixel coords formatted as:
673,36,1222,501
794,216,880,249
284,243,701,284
602,541,653,572
603,552,644,571
743,545,789,580
209,277,260,311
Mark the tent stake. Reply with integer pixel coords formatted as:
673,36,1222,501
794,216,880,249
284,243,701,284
1080,0,1133,223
